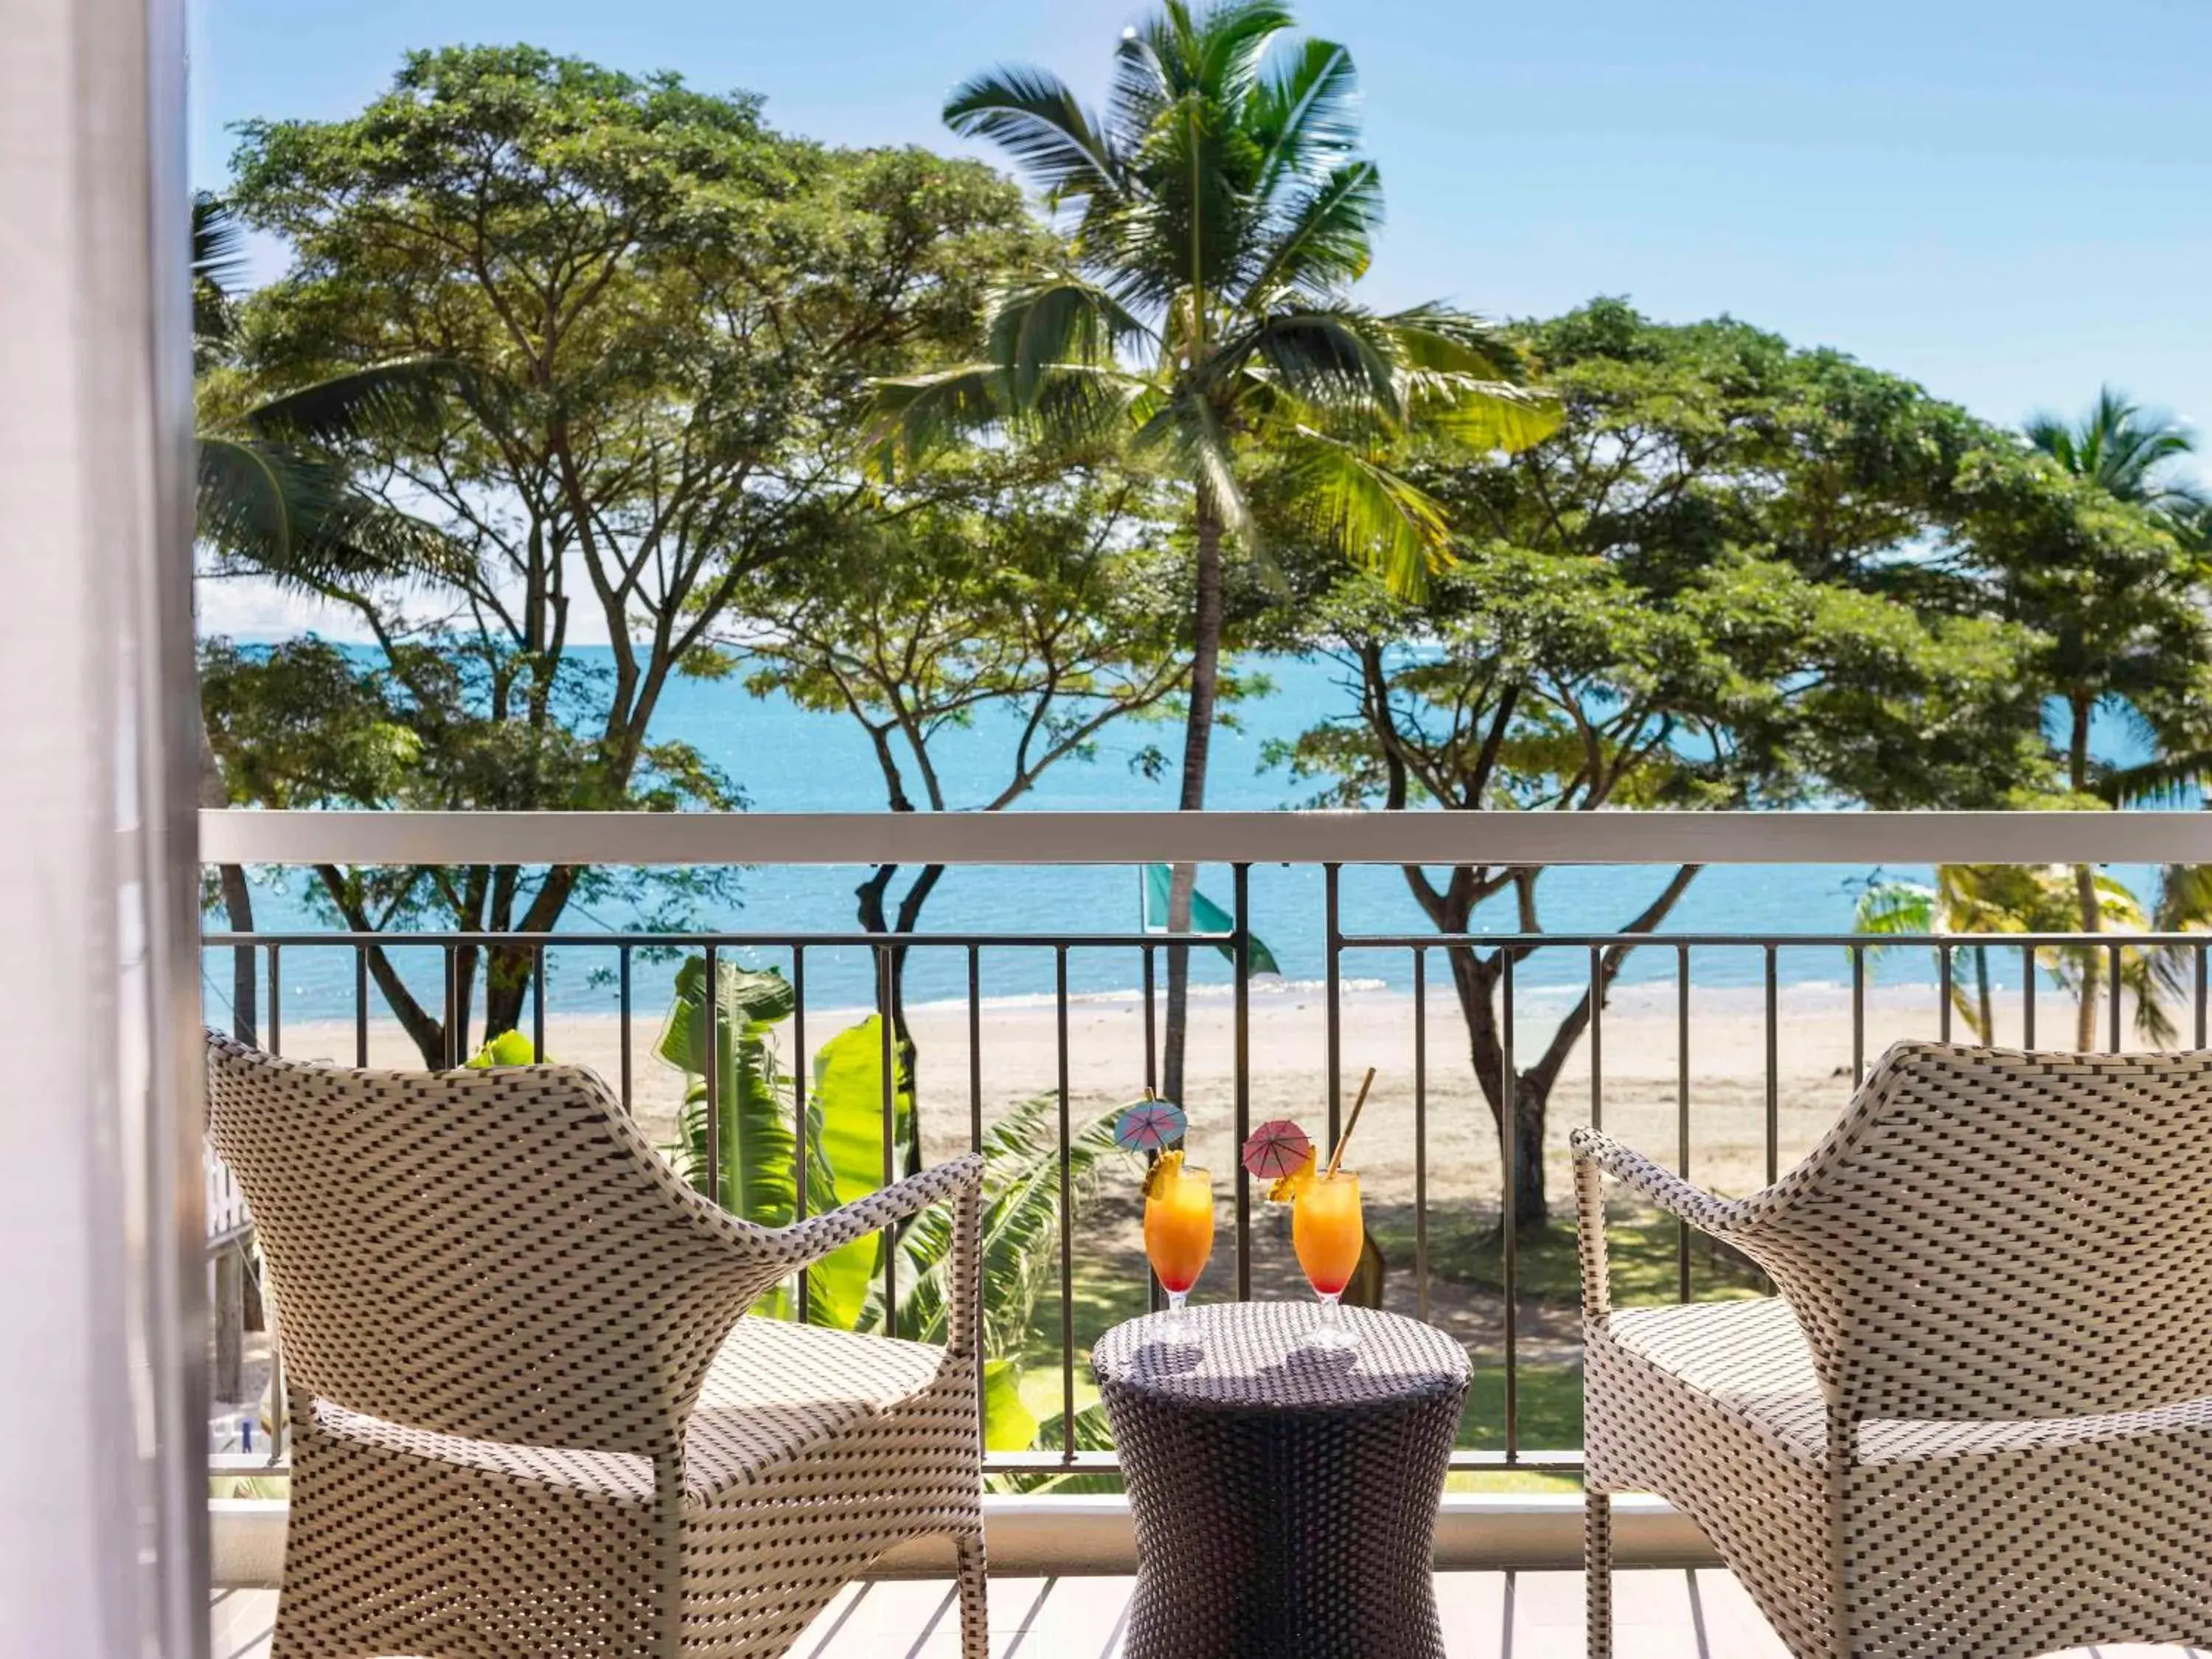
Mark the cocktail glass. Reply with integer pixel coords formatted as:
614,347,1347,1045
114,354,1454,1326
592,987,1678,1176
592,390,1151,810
1143,1161,1215,1340
1292,1169,1363,1348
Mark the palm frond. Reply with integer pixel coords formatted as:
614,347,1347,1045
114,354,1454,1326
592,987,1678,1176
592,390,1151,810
2099,748,2212,809
1225,306,1402,417
1282,426,1453,598
987,280,1153,403
883,1094,1121,1355
191,192,247,366
1249,38,1360,200
1135,386,1253,540
946,66,1124,204
246,355,467,448
1243,161,1380,303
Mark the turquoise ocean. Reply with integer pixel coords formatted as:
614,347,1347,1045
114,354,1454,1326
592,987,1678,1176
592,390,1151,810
216,649,2166,1025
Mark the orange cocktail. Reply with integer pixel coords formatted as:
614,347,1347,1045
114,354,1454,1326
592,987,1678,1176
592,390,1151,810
1292,1170,1363,1346
1143,1160,1215,1335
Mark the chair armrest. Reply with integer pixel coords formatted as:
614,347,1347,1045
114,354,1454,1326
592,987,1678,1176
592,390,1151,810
1569,1127,1747,1326
775,1154,987,1356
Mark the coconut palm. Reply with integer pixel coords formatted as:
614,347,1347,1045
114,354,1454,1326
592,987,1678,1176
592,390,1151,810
2025,388,2208,526
2006,389,2210,1047
873,1,1557,1096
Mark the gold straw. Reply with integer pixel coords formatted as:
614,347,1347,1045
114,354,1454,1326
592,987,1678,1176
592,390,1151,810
1326,1066,1377,1179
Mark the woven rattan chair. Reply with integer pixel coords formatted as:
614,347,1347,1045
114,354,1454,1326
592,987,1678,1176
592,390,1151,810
1574,1039,2212,1658
205,1031,990,1659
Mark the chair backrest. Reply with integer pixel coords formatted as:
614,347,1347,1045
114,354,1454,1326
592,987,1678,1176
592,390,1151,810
1750,1041,2212,1421
205,1032,775,1457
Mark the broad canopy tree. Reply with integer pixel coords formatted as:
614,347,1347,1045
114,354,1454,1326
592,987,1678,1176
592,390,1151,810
213,45,1046,1062
1273,302,2053,1234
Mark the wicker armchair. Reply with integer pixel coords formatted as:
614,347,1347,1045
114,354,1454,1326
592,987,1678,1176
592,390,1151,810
204,1031,990,1659
1575,1040,2212,1659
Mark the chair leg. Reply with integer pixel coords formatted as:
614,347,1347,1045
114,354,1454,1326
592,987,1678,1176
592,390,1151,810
1586,1486,1612,1659
954,1531,990,1659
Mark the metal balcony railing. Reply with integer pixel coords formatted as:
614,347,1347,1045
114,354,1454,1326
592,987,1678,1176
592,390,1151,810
197,810,2212,1481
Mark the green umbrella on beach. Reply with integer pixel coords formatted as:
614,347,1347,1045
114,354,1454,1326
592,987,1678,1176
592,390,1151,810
1141,866,1283,978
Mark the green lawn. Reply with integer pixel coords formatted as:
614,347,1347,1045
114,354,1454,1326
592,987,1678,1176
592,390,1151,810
1373,1208,1767,1307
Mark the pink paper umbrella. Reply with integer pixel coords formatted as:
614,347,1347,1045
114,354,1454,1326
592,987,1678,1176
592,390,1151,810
1241,1119,1313,1180
1114,1099,1188,1153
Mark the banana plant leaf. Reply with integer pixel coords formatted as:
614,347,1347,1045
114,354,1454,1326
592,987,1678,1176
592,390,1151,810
656,956,797,1230
881,1093,1121,1358
979,1357,1039,1453
804,1014,914,1330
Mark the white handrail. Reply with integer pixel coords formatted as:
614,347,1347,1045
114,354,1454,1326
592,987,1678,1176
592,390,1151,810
198,808,2212,867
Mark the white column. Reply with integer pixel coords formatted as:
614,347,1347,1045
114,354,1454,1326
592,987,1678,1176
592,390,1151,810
0,0,204,1655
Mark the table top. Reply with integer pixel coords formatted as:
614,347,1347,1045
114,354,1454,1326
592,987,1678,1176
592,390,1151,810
1091,1301,1470,1413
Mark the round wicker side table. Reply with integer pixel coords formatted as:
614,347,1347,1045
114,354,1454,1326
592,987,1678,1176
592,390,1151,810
1091,1301,1470,1659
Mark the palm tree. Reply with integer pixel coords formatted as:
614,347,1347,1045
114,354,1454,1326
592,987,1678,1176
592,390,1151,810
874,1,1557,1096
1855,863,2175,1047
2025,388,2207,526
192,193,461,1039
2015,389,2207,1048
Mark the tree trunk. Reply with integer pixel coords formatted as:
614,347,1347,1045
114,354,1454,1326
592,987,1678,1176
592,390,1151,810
2070,698,2101,1051
857,860,939,1178
1162,492,1224,1106
1440,940,1549,1237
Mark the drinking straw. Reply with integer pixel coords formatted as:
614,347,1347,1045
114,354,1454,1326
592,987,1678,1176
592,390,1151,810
1325,1066,1377,1178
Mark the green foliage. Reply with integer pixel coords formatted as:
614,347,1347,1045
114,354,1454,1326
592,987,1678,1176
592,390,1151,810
211,45,1046,1062
880,4,1556,598
653,960,1119,1452
804,1016,916,1330
464,1030,538,1068
658,958,799,1231
1266,301,2057,1231
734,456,1206,817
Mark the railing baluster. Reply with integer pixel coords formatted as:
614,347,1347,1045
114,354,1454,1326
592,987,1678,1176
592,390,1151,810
532,944,546,1061
792,946,809,1323
267,944,282,1057
354,947,368,1067
877,946,897,1339
1850,943,1865,1082
2023,944,2037,1048
1141,942,1158,1096
1764,945,1778,1189
2109,942,2124,1054
967,943,985,1397
1938,942,1953,1043
1234,863,1253,1304
1413,945,1429,1325
443,945,459,1068
2197,944,2207,1049
1677,943,1691,1304
1056,945,1074,1461
1500,947,1517,1465
1324,862,1343,1152
1588,943,1604,1133
702,945,720,1203
618,945,633,1113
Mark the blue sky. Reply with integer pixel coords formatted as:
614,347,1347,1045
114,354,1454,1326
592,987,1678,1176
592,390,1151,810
189,0,2212,448
188,0,2211,639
